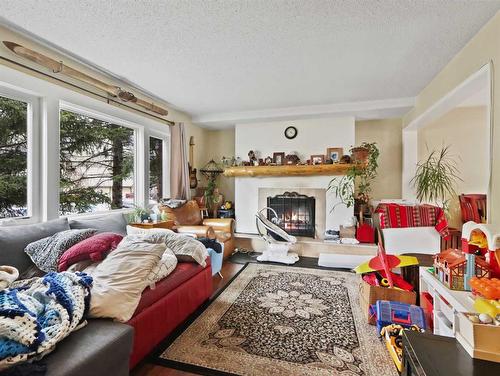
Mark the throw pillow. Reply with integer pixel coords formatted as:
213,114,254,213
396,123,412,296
58,232,123,271
24,229,97,272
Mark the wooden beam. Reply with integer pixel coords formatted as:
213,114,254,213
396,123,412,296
223,163,357,177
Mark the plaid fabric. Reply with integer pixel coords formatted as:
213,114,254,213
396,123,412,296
376,203,450,239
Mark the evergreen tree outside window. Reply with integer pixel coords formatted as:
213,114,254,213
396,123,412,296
59,110,135,215
149,137,163,203
0,95,28,218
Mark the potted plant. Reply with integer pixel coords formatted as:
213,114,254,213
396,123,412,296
328,142,380,212
129,205,150,223
204,179,224,218
350,142,375,163
410,145,461,213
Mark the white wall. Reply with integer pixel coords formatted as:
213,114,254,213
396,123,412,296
235,117,354,162
234,116,355,234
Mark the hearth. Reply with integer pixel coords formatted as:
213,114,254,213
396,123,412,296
267,191,315,238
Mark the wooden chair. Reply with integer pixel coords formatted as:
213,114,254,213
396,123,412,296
459,194,487,223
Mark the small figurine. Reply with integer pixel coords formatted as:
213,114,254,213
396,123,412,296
264,156,273,165
248,150,257,164
340,155,352,164
284,153,300,165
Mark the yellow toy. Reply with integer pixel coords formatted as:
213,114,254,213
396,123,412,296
474,297,500,318
380,324,422,372
469,230,489,249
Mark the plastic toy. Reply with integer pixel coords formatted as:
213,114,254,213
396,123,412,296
434,248,490,291
362,271,413,291
469,277,500,299
473,297,500,318
354,241,418,288
462,221,500,278
380,324,423,372
375,300,426,333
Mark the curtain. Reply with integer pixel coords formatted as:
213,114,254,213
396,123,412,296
170,122,191,200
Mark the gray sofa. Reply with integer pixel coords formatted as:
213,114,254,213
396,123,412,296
0,213,134,376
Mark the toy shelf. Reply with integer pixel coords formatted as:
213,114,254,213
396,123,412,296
419,268,474,338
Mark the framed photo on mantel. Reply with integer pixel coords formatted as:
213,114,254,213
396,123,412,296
273,152,285,165
327,147,343,163
310,154,325,165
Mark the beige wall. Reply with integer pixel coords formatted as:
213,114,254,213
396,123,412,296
417,106,489,227
355,118,403,200
207,129,235,201
404,11,500,225
185,126,235,202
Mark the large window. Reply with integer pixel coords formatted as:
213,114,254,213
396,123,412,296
0,95,28,218
59,110,135,215
149,137,164,203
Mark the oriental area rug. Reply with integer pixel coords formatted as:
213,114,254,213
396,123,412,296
157,263,396,376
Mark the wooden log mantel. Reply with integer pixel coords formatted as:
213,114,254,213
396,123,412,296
223,163,357,177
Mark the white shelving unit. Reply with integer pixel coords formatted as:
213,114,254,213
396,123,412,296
419,267,474,337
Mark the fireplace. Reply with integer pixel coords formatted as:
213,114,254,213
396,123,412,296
267,191,315,238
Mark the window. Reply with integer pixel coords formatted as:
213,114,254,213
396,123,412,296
0,95,28,218
149,137,164,203
59,109,135,215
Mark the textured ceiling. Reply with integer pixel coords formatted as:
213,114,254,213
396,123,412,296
1,0,499,119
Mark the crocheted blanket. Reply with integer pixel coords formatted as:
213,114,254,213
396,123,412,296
0,272,92,369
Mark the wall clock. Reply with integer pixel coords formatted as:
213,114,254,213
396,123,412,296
284,126,298,139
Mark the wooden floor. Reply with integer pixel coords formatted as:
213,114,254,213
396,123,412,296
131,261,245,376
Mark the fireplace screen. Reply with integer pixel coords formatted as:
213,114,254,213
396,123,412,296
267,192,315,238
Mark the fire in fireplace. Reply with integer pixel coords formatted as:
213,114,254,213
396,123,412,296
267,191,315,238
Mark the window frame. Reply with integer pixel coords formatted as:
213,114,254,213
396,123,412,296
59,101,145,217
148,131,171,203
0,84,41,224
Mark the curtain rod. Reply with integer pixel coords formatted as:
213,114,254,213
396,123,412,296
0,54,175,126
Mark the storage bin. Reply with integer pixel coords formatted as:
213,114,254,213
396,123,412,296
359,280,417,325
455,312,500,362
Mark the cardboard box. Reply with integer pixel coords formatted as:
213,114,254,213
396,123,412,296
340,225,356,238
456,312,500,363
359,280,417,325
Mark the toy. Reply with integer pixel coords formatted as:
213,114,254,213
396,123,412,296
433,248,490,291
354,241,418,288
362,271,414,291
469,277,500,300
380,324,423,372
462,221,500,278
375,300,426,333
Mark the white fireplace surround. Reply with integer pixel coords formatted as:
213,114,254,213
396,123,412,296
235,177,353,238
234,116,355,238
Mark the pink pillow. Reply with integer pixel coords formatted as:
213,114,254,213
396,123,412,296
58,232,123,271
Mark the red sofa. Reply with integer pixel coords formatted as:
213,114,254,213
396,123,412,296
127,258,213,368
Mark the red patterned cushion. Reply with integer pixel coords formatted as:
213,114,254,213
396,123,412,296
58,232,123,271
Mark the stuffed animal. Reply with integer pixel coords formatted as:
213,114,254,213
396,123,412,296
0,265,19,289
